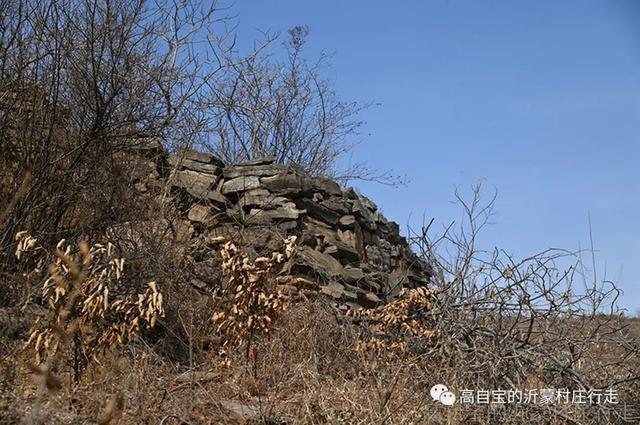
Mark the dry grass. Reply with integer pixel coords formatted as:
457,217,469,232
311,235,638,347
3,300,638,425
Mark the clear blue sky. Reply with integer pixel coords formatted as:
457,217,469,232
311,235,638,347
231,1,640,312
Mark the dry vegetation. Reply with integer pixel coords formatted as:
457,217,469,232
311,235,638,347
1,1,639,424
2,185,639,424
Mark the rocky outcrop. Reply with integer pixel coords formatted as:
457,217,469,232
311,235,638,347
135,148,431,309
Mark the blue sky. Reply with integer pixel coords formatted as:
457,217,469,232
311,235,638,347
231,1,639,312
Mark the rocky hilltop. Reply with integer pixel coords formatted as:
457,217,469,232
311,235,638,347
128,145,430,309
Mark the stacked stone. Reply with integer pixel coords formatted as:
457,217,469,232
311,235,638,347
151,149,430,309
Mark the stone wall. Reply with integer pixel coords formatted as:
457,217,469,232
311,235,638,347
136,148,430,309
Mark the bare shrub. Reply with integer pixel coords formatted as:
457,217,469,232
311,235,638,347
402,183,640,423
212,236,296,363
18,233,164,382
0,0,224,272
353,287,438,354
206,26,365,177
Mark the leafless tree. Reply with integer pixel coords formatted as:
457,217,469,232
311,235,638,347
0,0,228,259
204,25,400,184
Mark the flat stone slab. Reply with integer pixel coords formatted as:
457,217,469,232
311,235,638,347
173,169,217,188
324,240,360,263
289,246,344,278
295,198,342,226
240,156,276,166
246,206,305,223
311,177,341,196
169,156,222,175
261,173,312,196
221,176,263,194
171,170,228,203
177,149,225,167
223,163,287,179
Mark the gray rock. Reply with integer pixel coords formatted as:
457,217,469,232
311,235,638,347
190,278,208,290
172,170,228,203
341,266,365,285
312,177,341,196
288,246,344,278
184,185,228,204
188,204,213,223
222,176,263,194
241,156,276,166
320,197,350,215
177,149,225,167
349,196,376,228
261,173,312,196
238,190,291,210
320,282,345,299
223,163,287,179
295,198,342,226
246,206,305,223
173,169,217,188
366,245,392,272
339,215,356,228
324,240,360,263
169,156,223,175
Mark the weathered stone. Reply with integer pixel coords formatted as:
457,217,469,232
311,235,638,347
189,186,229,204
358,193,378,212
238,190,292,210
320,282,345,299
169,156,223,175
177,149,225,167
341,266,365,285
175,219,194,242
261,173,312,196
339,215,356,228
295,198,341,226
366,245,392,271
312,177,341,196
188,204,212,223
124,142,435,308
304,218,336,242
320,197,350,215
223,163,287,179
222,176,262,194
348,192,377,226
247,206,305,223
173,169,217,188
288,246,344,278
324,240,360,263
171,170,228,203
387,269,407,297
241,156,276,166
